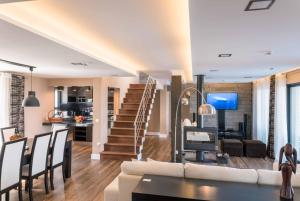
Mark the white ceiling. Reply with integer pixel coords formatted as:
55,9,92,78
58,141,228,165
190,0,300,82
0,0,300,82
0,0,192,80
0,19,130,78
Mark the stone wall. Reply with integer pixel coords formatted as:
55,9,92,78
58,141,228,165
182,83,253,138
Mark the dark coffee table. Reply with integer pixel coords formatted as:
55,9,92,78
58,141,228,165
132,175,300,201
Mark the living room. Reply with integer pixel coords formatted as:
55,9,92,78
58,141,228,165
0,0,300,201
105,68,300,201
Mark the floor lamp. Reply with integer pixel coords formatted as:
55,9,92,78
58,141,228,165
174,87,216,162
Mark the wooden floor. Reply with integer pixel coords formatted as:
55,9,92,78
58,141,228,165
8,135,273,201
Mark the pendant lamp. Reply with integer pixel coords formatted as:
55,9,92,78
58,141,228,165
22,67,40,107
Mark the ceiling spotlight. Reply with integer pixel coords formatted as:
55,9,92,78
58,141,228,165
218,54,232,57
71,62,88,67
258,50,272,55
245,0,276,11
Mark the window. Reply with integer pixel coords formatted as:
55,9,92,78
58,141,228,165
0,73,11,128
288,84,300,154
54,87,62,113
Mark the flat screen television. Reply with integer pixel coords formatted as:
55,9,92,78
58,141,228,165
207,92,238,110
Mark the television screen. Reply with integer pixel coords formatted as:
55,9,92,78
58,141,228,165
207,92,238,110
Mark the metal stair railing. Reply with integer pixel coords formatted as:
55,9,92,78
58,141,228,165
133,76,155,154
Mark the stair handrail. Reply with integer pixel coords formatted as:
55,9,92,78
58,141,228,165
133,76,155,154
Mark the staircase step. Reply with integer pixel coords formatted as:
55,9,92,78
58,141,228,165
122,103,140,110
107,135,143,144
123,98,141,103
100,151,137,160
111,127,145,135
128,88,145,94
104,143,140,152
124,89,155,103
116,114,136,121
122,103,151,110
113,121,146,128
129,84,146,89
126,93,143,100
119,109,138,115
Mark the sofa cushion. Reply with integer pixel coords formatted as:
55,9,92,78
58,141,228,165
104,173,122,201
257,169,300,187
121,161,184,177
184,163,258,184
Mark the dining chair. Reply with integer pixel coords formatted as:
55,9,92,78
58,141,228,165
48,128,69,190
0,127,17,143
22,133,52,201
51,124,66,145
0,138,27,201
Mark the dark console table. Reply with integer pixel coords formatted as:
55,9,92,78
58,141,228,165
132,175,300,201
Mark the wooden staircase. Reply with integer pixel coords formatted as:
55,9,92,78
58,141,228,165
101,83,156,160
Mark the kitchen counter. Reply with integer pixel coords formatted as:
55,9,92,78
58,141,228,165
42,120,93,127
43,120,93,142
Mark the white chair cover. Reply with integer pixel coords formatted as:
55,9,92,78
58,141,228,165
51,124,67,145
1,127,16,143
31,133,52,176
51,129,68,166
0,139,26,190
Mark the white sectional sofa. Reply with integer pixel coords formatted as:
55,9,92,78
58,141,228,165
104,160,300,201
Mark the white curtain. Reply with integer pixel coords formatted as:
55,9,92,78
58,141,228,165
0,72,11,129
274,73,288,160
252,77,270,144
290,85,300,156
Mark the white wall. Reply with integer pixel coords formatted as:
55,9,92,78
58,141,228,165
24,76,54,138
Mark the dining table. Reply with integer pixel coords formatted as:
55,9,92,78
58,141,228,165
22,138,72,178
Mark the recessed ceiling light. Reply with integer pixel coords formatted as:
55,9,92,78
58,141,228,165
245,0,275,11
257,50,272,55
209,69,219,72
244,76,253,79
71,62,88,67
218,54,232,57
264,51,272,55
